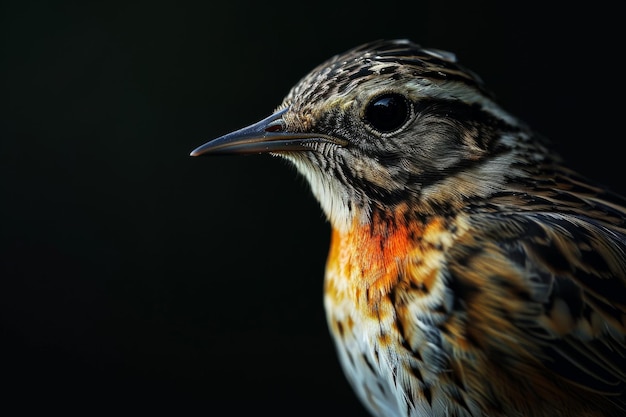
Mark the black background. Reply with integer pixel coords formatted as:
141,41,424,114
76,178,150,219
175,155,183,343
2,1,625,415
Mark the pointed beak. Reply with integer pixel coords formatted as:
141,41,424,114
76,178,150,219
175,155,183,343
190,107,347,156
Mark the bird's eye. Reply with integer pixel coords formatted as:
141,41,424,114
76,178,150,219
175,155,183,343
364,93,411,134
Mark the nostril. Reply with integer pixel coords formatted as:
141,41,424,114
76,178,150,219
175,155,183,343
265,119,285,133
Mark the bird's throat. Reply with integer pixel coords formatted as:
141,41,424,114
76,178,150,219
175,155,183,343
324,211,457,314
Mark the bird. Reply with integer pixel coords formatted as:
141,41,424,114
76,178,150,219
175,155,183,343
190,39,626,417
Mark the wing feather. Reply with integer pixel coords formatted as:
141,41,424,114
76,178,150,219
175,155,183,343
475,212,626,402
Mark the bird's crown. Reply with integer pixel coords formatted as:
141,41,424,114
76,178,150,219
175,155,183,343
282,39,491,113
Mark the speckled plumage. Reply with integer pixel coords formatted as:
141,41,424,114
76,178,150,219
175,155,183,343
191,39,626,416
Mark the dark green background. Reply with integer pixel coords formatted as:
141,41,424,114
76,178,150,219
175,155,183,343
2,1,625,415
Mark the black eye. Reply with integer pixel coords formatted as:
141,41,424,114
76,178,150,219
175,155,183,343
364,93,411,133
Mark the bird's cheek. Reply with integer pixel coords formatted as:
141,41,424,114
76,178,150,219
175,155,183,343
351,159,393,189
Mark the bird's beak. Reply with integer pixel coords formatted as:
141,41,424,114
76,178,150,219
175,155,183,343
190,107,347,156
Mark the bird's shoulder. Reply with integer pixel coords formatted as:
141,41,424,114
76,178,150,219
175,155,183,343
436,204,626,410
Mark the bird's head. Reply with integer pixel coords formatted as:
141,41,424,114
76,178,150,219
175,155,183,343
191,39,538,231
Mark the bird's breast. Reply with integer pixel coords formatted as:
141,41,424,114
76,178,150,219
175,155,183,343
324,213,459,315
322,212,469,417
